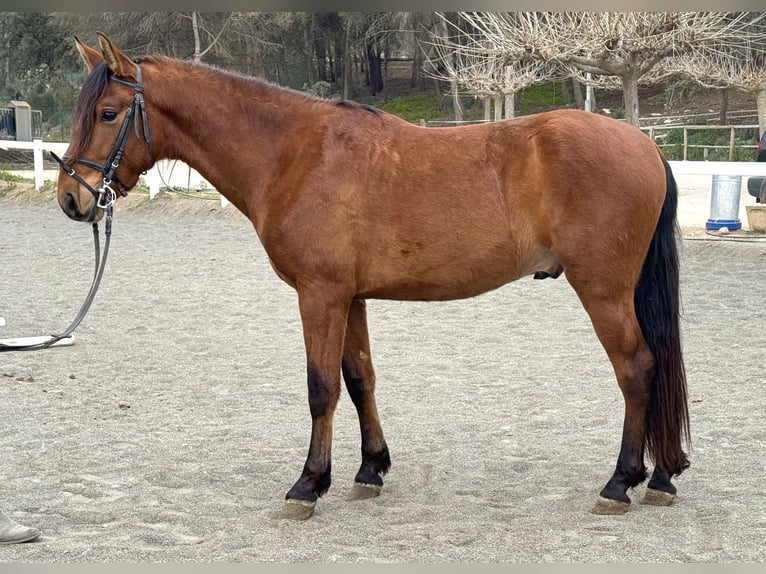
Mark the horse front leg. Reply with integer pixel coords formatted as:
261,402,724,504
341,299,391,500
283,284,351,520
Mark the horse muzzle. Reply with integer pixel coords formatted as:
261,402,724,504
59,190,98,222
52,151,118,222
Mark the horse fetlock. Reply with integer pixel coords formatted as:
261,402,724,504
286,468,332,503
357,445,390,480
355,465,384,488
600,464,646,502
646,467,677,495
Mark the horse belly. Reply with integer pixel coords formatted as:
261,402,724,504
357,240,532,301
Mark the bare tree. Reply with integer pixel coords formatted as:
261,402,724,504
455,12,766,127
424,47,556,120
425,14,466,121
424,15,559,121
185,12,233,62
69,12,235,62
668,39,766,135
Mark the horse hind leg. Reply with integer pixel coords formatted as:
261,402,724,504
567,279,655,515
342,299,391,500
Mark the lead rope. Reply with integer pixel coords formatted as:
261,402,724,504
0,205,113,352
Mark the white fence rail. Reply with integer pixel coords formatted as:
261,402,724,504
0,139,68,191
667,160,766,176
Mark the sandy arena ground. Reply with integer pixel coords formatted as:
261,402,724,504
1,176,765,562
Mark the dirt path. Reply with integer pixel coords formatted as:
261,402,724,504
1,187,765,562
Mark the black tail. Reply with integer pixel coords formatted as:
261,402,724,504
634,156,690,476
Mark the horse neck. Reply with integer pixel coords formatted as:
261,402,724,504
145,60,319,217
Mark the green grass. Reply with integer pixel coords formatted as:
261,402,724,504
379,94,448,123
0,170,32,183
518,82,566,107
376,82,624,123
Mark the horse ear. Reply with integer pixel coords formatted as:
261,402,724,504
74,36,102,72
96,32,136,80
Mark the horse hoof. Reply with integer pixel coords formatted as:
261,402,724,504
348,482,383,501
592,496,630,515
282,499,316,520
641,488,675,507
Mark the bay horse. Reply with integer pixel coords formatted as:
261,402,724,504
55,33,689,520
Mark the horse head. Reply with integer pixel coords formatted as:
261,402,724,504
56,33,153,222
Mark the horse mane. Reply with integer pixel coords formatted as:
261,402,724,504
332,99,381,116
141,55,382,117
69,60,111,160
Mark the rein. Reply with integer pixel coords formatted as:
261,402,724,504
1,62,149,353
0,206,112,352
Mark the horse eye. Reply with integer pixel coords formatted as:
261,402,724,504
100,110,118,122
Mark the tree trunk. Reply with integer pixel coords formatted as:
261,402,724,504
366,45,384,95
719,88,729,125
483,97,491,121
756,85,766,137
303,15,315,86
586,83,596,112
432,78,441,98
494,94,503,121
342,22,352,100
559,81,571,105
505,91,516,119
191,12,202,62
572,78,584,109
382,37,389,103
440,18,462,121
333,37,342,85
622,71,641,127
355,54,363,90
451,77,463,121
410,13,424,89
2,36,8,87
314,37,327,82
502,67,517,119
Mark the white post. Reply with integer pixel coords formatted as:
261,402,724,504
146,165,160,199
584,73,594,113
33,139,44,190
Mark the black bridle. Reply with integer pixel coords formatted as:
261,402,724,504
0,62,151,353
50,61,153,222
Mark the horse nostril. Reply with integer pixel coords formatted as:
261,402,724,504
65,192,79,217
